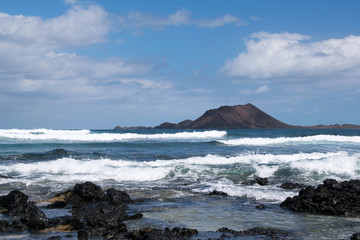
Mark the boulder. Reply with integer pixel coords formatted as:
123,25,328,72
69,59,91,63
207,190,228,196
279,182,306,190
0,190,49,230
67,181,106,203
281,179,360,216
46,201,67,209
107,188,132,205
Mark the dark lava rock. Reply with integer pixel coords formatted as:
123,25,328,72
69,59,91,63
351,233,360,240
11,220,27,231
47,201,67,209
126,227,198,240
0,190,28,214
207,190,229,196
217,227,295,239
107,188,132,205
0,220,9,232
0,174,13,179
280,182,306,190
256,204,265,209
242,177,269,186
20,203,49,229
0,190,49,230
280,179,360,216
68,181,106,203
72,203,127,228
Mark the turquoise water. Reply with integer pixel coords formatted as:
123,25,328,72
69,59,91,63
1,128,360,239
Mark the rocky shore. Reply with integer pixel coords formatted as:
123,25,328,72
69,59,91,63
1,179,360,239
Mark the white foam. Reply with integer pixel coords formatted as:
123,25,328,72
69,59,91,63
1,151,358,186
219,134,360,146
0,129,227,142
193,178,296,202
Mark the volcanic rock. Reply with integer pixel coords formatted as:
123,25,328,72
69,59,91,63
67,181,106,203
217,226,295,239
280,179,360,216
155,103,293,129
279,182,307,190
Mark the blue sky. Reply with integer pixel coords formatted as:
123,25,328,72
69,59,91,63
1,0,360,129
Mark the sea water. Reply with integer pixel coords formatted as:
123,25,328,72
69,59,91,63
0,128,360,239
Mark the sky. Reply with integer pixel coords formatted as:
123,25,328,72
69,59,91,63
0,0,360,129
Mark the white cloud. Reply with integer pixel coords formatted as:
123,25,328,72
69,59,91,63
0,1,162,104
0,3,110,48
240,85,270,95
221,32,360,82
118,8,245,31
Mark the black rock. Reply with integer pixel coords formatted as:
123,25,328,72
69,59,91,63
68,182,106,203
11,220,27,231
20,203,49,230
126,227,198,240
47,201,67,209
207,190,228,196
0,220,9,232
242,177,269,186
280,179,360,216
0,190,49,230
351,233,360,240
256,204,265,209
0,190,28,214
280,182,306,190
107,188,132,205
72,203,127,228
217,226,294,239
0,174,13,179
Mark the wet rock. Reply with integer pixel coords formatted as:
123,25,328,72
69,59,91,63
11,220,27,231
351,232,360,240
126,227,198,240
281,179,360,216
0,190,28,214
279,182,306,190
217,226,294,239
72,203,127,228
256,177,268,186
47,236,62,240
207,190,228,196
242,177,268,186
0,190,49,230
256,204,265,209
68,182,106,203
107,188,132,205
47,201,67,209
0,220,9,232
20,203,49,229
0,174,13,179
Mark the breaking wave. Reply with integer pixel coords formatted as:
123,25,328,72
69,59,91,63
219,134,360,146
0,129,226,142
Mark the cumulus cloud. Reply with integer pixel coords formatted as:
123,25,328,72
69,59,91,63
0,1,165,104
0,3,110,48
118,8,245,31
221,32,360,82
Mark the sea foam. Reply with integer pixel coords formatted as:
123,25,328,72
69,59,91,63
219,134,360,146
0,129,226,142
1,151,358,185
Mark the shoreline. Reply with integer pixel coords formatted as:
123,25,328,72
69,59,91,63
1,180,360,239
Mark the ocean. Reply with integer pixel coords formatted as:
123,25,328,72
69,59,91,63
1,128,360,239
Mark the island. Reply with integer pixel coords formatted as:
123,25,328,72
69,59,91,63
115,103,360,129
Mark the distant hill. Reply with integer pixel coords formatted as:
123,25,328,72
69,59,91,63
115,103,360,130
154,103,294,129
